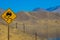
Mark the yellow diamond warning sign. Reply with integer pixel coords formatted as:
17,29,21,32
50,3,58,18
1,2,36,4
1,8,16,24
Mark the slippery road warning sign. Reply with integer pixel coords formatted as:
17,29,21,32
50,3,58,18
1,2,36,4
1,8,16,24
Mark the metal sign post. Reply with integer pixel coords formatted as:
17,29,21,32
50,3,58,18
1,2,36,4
8,24,9,40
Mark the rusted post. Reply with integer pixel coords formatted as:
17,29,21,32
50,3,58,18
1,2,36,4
16,22,17,29
23,23,25,33
34,32,37,40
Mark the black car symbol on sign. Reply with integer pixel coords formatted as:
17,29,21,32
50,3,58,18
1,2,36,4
6,12,12,17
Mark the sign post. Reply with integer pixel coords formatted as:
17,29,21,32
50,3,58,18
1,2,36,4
1,8,16,40
8,24,9,40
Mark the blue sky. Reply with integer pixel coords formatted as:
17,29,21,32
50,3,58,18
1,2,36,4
0,0,60,12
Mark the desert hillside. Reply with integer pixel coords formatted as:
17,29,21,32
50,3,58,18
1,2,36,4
0,23,41,40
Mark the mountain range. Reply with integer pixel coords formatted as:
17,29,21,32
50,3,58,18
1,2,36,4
46,5,60,13
0,6,60,22
33,5,60,13
16,5,60,21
